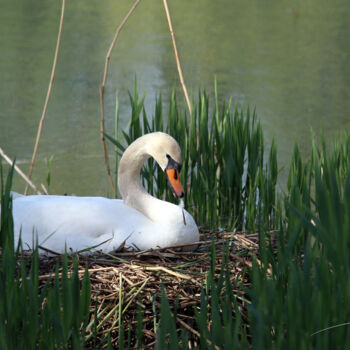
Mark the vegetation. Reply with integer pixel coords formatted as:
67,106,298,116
1,90,350,348
0,165,91,348
107,84,278,231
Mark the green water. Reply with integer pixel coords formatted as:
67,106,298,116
1,0,350,196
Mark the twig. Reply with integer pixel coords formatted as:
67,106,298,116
176,317,200,337
41,184,49,195
177,317,220,350
130,264,202,286
234,233,259,250
38,266,114,281
162,0,192,116
25,0,66,195
100,0,142,193
0,146,42,195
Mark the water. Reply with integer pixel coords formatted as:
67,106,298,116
1,0,350,196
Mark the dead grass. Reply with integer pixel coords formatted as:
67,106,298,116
27,229,270,348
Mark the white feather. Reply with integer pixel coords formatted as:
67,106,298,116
10,133,199,254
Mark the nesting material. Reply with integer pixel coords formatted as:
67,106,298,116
29,229,269,348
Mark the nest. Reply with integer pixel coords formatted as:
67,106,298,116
33,229,265,348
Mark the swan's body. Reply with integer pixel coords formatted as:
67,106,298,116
10,132,199,253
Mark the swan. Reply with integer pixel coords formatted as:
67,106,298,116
10,132,199,253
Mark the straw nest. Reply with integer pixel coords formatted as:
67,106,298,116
32,229,266,348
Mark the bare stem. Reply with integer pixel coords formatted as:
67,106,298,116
24,0,66,195
0,147,42,195
100,0,142,194
99,84,115,193
163,0,192,116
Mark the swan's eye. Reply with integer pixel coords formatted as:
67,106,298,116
165,154,181,174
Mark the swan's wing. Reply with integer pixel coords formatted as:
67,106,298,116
12,195,148,253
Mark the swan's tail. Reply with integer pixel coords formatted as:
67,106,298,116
10,191,24,200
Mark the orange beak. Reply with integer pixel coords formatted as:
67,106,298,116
166,168,184,198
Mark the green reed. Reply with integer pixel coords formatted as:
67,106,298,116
0,164,92,349
106,83,279,231
2,89,350,348
156,134,350,349
247,135,350,349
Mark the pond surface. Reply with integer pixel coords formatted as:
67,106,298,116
1,0,350,196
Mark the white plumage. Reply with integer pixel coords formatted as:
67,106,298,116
10,132,199,253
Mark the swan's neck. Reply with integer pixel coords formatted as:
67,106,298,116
117,136,170,222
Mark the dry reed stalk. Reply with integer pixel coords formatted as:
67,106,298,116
234,233,259,250
40,183,49,195
0,146,42,194
100,0,191,192
24,0,66,195
162,0,192,116
177,317,221,350
99,0,142,193
176,316,200,337
38,266,114,281
130,264,202,286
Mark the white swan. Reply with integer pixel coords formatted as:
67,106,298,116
11,132,199,253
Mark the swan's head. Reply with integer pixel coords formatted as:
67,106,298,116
118,132,185,200
146,132,184,198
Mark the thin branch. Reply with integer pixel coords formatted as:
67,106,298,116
177,317,220,350
100,0,142,193
24,0,66,195
99,86,115,192
0,147,42,195
162,0,192,116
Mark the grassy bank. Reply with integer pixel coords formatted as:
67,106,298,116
1,90,350,348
